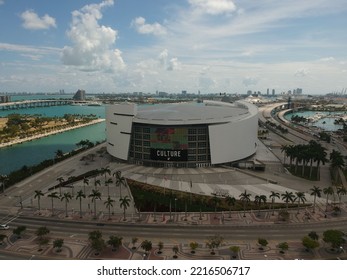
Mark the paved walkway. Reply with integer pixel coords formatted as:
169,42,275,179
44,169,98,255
1,143,346,260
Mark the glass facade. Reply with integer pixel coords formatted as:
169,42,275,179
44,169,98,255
129,123,211,167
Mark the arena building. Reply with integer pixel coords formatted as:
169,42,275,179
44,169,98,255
106,100,258,168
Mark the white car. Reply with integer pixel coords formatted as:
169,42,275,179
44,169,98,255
0,224,9,230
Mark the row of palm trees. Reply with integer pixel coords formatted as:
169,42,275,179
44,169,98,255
281,140,328,180
34,189,131,221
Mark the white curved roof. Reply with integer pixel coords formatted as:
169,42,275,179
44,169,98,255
133,100,257,125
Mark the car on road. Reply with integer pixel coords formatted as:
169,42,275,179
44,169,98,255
0,224,9,230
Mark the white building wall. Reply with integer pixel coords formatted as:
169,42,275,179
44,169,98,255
106,103,137,160
209,106,258,165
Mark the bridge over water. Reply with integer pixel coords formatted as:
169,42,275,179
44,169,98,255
0,99,73,110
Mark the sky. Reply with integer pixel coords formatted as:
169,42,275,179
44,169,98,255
0,0,347,95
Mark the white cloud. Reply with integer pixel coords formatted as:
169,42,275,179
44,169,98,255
20,10,57,30
158,49,181,71
319,57,335,62
131,17,167,36
188,0,236,15
0,0,5,5
294,68,309,77
243,76,258,86
62,0,125,72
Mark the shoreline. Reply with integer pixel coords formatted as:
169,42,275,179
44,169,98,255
0,118,105,149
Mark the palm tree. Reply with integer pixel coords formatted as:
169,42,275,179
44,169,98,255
0,174,9,194
310,186,322,213
254,194,267,216
61,192,72,217
34,190,44,212
94,179,101,190
119,196,131,221
323,186,334,212
104,196,115,220
105,178,113,197
68,176,76,196
89,189,102,219
225,195,236,218
114,171,126,198
330,149,345,181
75,190,86,218
83,177,89,194
294,192,307,213
157,241,164,254
56,176,64,196
107,235,123,252
47,191,59,216
239,190,251,217
281,191,295,209
337,186,347,205
269,191,280,215
141,240,152,256
100,166,111,182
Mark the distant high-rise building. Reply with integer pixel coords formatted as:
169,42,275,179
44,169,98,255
267,88,269,95
296,88,302,94
73,89,86,101
182,90,187,95
0,95,11,103
272,89,275,96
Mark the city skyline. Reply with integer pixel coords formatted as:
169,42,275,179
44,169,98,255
0,0,347,94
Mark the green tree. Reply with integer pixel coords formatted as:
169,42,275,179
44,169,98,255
323,186,334,212
34,190,44,212
189,241,199,254
12,226,26,239
323,229,345,249
308,231,319,241
294,191,307,213
104,196,115,220
310,186,322,213
60,192,72,217
278,242,289,254
302,236,319,252
254,194,267,216
225,195,236,218
83,177,89,194
88,230,105,255
53,238,64,253
131,237,138,250
114,171,126,198
239,190,251,217
75,190,86,218
107,235,123,251
258,238,268,250
269,191,280,215
35,226,50,250
229,245,240,259
89,189,102,219
47,191,59,216
281,191,295,209
56,176,64,196
141,240,152,256
336,186,347,205
119,195,131,221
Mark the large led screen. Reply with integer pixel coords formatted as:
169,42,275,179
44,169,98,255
150,127,188,161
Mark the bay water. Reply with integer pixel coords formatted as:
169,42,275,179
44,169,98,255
0,96,106,175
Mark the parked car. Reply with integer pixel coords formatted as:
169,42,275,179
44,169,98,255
0,224,9,230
